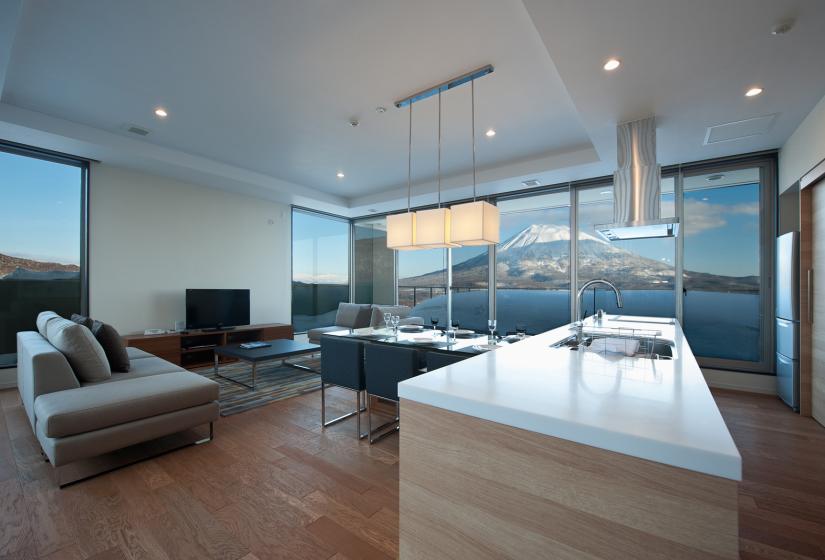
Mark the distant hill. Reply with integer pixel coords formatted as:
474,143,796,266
400,224,758,293
0,253,80,280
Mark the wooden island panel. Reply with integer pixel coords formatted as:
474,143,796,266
399,400,739,560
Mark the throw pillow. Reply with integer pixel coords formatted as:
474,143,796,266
70,313,94,329
36,311,61,337
91,320,130,372
46,317,111,382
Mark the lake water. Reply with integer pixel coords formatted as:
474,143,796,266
411,289,760,363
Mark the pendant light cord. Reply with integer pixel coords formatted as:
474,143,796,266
471,79,477,201
407,102,412,212
437,90,442,208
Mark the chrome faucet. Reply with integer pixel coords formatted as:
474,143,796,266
576,279,623,324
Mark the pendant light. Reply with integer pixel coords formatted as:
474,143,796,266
450,79,500,246
415,91,458,248
386,103,418,250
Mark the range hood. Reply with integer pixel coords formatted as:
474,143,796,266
596,117,679,241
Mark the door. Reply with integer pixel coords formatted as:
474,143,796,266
681,165,772,372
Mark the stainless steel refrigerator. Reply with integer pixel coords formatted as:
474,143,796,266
776,232,800,411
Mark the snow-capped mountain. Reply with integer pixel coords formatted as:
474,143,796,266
400,224,757,292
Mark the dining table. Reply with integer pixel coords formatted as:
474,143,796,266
324,325,518,354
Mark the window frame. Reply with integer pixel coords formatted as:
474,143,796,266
0,140,90,368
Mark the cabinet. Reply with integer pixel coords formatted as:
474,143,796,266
123,323,293,368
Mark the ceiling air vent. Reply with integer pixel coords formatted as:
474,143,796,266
704,114,777,145
124,124,151,137
521,179,541,187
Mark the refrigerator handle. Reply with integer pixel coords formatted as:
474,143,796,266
809,269,814,324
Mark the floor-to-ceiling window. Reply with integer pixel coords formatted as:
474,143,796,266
682,165,769,369
0,143,88,368
291,208,350,333
397,248,448,327
495,189,571,334
576,177,676,319
352,216,395,305
450,245,489,331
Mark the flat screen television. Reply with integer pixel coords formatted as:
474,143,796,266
185,289,250,330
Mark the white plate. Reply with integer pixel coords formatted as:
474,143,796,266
471,342,506,352
399,325,424,332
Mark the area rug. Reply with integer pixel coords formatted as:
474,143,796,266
192,354,321,416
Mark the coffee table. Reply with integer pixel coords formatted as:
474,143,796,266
212,339,320,389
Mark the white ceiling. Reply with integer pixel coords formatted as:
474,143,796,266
1,0,824,216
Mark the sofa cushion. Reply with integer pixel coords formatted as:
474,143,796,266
36,311,61,337
308,325,347,344
70,314,94,329
45,317,111,383
126,346,154,360
91,321,130,372
86,356,185,385
369,305,411,328
34,371,219,438
334,303,372,329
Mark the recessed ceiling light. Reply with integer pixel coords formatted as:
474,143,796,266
485,129,496,137
603,58,621,71
336,171,345,179
154,107,168,118
745,87,763,97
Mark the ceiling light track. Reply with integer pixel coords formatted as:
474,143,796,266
394,64,494,108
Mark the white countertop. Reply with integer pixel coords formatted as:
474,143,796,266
398,316,742,481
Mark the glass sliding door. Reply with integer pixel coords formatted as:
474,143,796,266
576,179,676,319
681,165,771,370
0,145,87,367
495,190,571,334
352,216,395,305
291,208,350,333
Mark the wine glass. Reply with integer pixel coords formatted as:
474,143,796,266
488,319,497,344
383,311,391,330
451,320,460,331
391,315,400,334
515,323,527,339
430,316,439,332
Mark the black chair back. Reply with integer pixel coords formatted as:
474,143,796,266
320,335,365,391
426,351,468,372
364,344,420,402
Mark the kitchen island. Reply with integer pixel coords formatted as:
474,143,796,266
397,316,741,560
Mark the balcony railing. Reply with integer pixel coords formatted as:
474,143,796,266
397,285,485,308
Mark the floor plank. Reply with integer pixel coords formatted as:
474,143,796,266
1,385,823,559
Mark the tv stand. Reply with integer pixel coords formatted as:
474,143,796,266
201,326,236,332
123,323,293,368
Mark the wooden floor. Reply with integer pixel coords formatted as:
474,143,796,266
0,387,822,560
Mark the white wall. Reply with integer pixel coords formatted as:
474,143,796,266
779,92,825,193
89,163,291,334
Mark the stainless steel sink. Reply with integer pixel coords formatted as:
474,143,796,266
551,334,677,360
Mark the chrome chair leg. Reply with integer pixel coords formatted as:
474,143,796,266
367,394,401,444
322,384,368,433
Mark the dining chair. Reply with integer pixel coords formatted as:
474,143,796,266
364,343,421,444
319,335,367,439
426,351,468,371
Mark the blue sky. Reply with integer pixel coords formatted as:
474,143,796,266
292,210,350,284
0,151,82,265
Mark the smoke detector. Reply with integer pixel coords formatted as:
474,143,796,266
771,19,795,35
349,119,360,127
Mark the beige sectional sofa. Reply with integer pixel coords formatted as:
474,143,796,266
17,312,219,486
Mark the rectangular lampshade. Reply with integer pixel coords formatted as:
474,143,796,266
450,200,500,245
386,212,417,250
415,207,458,248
